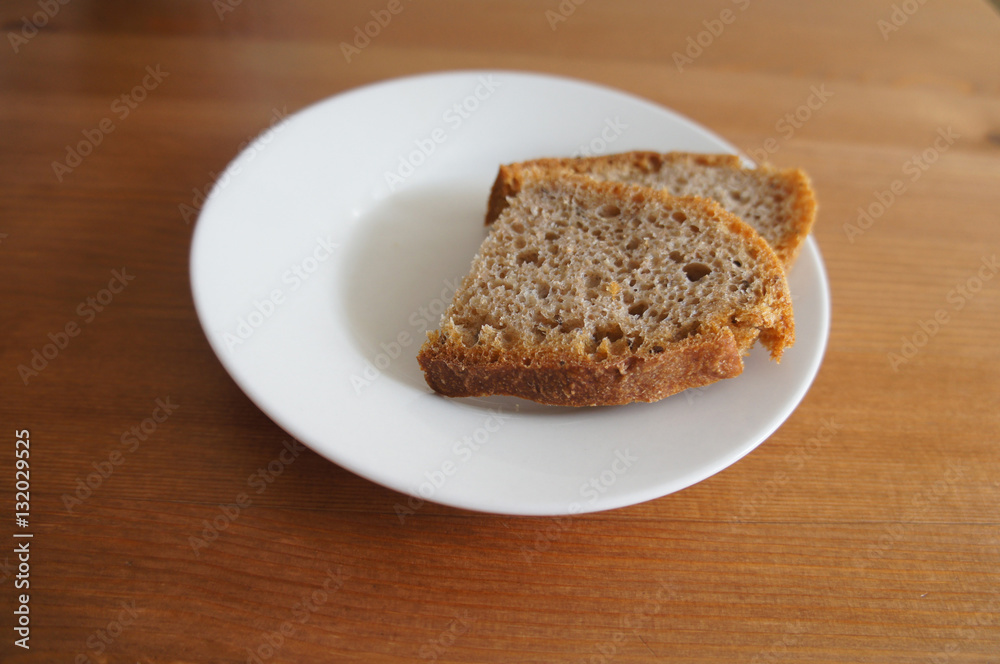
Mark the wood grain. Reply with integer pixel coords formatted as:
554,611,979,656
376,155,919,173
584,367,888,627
1,0,999,662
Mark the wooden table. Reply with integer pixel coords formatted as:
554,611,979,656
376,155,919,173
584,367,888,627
2,1,999,661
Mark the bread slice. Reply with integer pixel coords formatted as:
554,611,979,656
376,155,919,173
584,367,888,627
417,175,794,406
485,151,817,267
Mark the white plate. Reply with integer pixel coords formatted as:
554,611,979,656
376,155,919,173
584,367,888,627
190,70,830,516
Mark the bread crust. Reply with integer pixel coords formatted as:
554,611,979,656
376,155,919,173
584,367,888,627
418,328,744,407
773,167,817,266
484,151,817,267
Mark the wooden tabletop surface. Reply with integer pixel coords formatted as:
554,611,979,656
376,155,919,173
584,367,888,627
2,1,999,662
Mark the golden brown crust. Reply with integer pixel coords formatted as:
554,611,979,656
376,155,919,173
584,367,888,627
484,164,521,228
772,167,818,266
417,328,744,407
483,151,817,268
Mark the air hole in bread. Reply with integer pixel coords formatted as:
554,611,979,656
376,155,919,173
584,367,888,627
729,190,747,203
537,283,550,299
533,311,555,327
594,323,624,343
514,237,527,250
625,238,640,251
627,258,642,271
628,302,649,317
596,203,621,218
517,249,540,265
671,211,687,223
675,321,701,340
544,231,559,241
668,251,683,263
585,274,601,288
684,263,712,282
511,221,525,233
559,318,584,333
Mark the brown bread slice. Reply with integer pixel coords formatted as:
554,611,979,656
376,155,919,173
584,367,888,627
418,175,794,406
485,151,817,267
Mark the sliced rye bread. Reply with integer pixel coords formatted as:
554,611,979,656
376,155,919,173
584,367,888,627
418,175,795,406
485,151,817,267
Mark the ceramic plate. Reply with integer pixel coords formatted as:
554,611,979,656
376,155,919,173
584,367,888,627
190,70,830,516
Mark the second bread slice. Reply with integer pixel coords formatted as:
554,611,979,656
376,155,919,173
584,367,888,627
486,151,817,267
418,175,794,406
